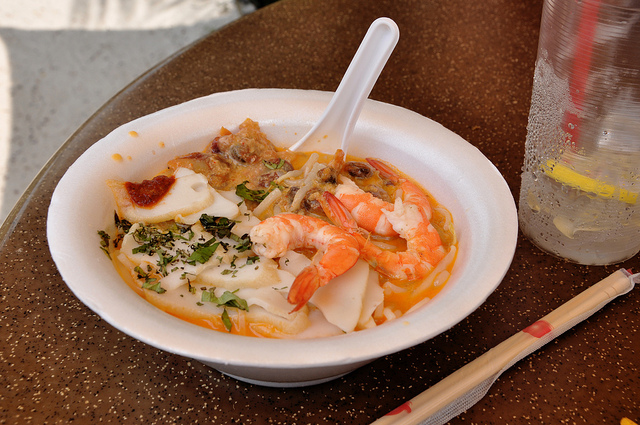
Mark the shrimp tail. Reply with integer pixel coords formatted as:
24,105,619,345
253,211,361,312
321,191,371,251
366,158,400,183
287,265,326,312
321,191,359,232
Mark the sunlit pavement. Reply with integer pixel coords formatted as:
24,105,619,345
0,0,253,223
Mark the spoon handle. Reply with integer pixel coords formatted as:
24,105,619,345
288,17,399,154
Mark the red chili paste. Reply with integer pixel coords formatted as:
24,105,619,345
125,175,176,207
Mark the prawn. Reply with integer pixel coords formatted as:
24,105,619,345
249,213,360,312
333,158,434,237
322,160,446,281
334,179,398,237
367,158,434,222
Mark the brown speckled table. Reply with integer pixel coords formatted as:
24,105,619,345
1,0,639,423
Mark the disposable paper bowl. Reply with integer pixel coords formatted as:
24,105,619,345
47,89,518,387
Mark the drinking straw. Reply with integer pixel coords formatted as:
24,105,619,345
561,0,601,147
371,269,638,425
541,0,638,202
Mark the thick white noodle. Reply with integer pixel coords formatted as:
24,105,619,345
289,162,326,211
413,245,457,296
277,168,303,183
253,187,283,218
406,296,433,314
276,152,319,184
383,281,407,294
434,205,456,244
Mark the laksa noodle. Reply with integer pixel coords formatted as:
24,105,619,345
99,119,457,338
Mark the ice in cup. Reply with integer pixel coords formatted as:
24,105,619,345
518,0,640,265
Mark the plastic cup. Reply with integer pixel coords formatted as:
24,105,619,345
518,0,640,265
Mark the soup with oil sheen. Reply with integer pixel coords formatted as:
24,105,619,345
100,119,457,338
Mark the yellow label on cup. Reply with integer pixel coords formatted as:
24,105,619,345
542,159,638,204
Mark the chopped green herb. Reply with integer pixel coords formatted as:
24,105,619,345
180,271,196,281
268,180,284,192
199,215,236,239
172,222,194,237
134,265,164,293
103,212,132,249
201,289,249,311
114,212,132,234
221,308,232,331
142,280,166,294
186,239,219,266
131,225,180,256
218,240,230,252
201,288,218,303
217,290,249,310
156,251,175,276
233,234,252,252
235,181,269,202
134,265,149,279
97,230,111,258
263,158,285,170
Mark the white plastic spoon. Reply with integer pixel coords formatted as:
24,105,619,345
288,17,399,155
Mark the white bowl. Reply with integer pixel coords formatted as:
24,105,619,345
47,89,518,387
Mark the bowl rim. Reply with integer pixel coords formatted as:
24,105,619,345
47,88,518,370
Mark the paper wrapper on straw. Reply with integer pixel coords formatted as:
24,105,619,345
372,269,638,425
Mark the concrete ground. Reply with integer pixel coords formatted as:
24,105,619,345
0,0,254,223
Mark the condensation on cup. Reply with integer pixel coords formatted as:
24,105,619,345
519,0,640,265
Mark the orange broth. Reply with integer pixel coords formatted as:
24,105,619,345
105,121,457,338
